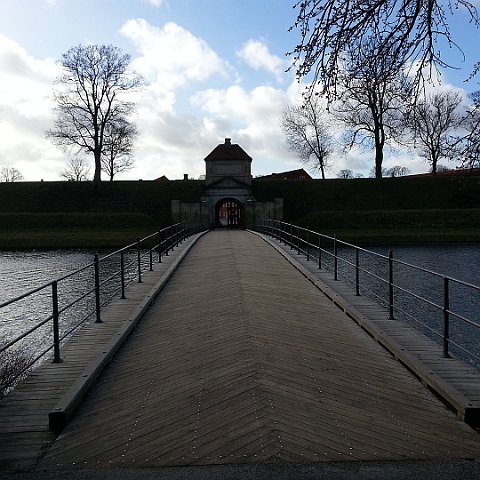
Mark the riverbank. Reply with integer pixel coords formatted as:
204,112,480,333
296,208,480,246
1,212,479,248
0,213,158,249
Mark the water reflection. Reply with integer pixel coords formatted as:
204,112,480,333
327,244,480,366
0,249,141,363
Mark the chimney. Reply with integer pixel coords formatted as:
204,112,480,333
225,138,231,146
183,174,188,180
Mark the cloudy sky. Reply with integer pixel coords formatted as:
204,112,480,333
0,0,479,181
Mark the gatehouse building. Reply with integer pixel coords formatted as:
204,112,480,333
172,138,283,228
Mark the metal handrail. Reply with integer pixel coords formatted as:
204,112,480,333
256,218,480,365
0,220,205,391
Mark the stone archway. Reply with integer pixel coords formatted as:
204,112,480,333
215,198,245,229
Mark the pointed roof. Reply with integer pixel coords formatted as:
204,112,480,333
204,138,252,163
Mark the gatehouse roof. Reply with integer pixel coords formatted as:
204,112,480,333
204,138,252,163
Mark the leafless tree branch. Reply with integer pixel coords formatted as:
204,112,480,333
47,44,143,185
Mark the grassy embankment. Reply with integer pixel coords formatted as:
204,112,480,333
253,175,480,245
0,180,204,249
0,175,479,248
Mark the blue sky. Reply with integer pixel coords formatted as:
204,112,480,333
0,0,479,181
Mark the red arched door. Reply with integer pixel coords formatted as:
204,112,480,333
215,198,245,229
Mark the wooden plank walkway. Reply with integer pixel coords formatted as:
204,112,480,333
33,230,480,470
265,234,480,425
0,233,204,471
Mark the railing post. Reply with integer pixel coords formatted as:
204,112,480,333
306,230,310,261
51,281,62,363
157,230,162,263
318,234,322,269
176,224,179,247
388,250,394,319
297,226,300,254
120,250,126,299
334,235,338,281
137,239,143,283
443,277,451,358
355,248,360,296
94,254,102,323
290,224,294,250
149,243,154,272
180,222,185,243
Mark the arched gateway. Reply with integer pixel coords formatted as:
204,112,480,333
215,198,244,229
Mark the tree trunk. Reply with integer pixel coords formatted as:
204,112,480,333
374,123,385,178
374,139,384,178
93,150,102,185
375,157,383,178
431,151,438,175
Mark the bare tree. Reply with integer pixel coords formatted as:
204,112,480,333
460,90,480,168
386,165,411,177
1,167,24,182
333,38,411,178
61,157,91,181
409,90,464,175
289,0,479,101
101,118,137,181
336,169,355,179
435,164,453,173
47,44,143,185
281,97,334,179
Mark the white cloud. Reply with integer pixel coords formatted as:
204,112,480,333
236,39,287,82
121,80,302,181
190,83,301,175
117,19,240,179
117,19,305,179
138,0,165,7
121,19,230,91
0,35,62,180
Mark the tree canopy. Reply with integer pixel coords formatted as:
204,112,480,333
409,90,463,174
47,44,143,184
290,0,479,100
0,167,23,182
333,36,410,177
281,97,334,179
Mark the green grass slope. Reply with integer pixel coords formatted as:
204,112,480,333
0,176,479,248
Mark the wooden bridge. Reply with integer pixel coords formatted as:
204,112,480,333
2,230,480,477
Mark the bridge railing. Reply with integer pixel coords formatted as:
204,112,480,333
0,221,205,394
256,219,480,367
